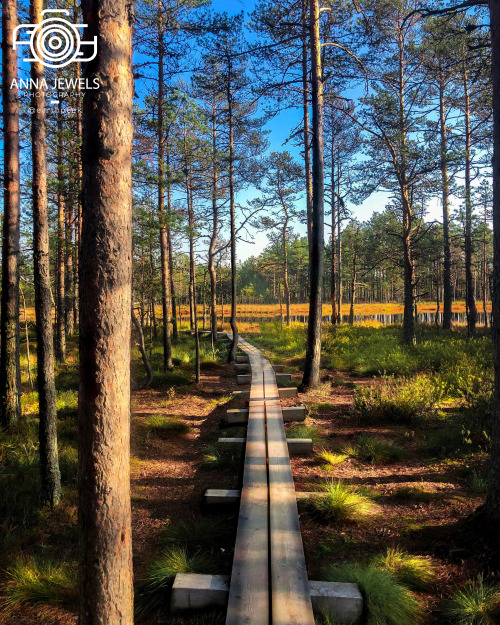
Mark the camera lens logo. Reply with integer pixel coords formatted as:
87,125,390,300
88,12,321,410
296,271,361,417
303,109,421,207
13,9,97,69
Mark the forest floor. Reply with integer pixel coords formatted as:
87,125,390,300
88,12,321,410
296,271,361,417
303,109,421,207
0,324,496,624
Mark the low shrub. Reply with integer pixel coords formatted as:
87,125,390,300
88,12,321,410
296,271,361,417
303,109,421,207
199,445,242,471
317,448,347,469
286,424,323,443
144,414,190,435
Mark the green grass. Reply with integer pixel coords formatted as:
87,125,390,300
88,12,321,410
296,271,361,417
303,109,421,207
344,434,406,464
325,562,422,625
135,547,220,618
286,423,323,443
317,448,347,469
303,480,376,524
442,577,500,625
469,470,488,494
144,414,190,434
0,557,77,612
353,375,441,424
372,548,436,590
199,445,242,471
389,486,436,503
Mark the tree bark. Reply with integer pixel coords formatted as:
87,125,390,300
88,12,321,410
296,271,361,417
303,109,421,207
227,56,239,362
209,103,219,346
166,149,178,341
302,0,325,390
487,0,500,519
30,0,62,507
157,15,173,371
0,0,22,428
78,0,134,621
56,95,66,362
186,170,200,382
463,62,478,336
330,122,337,325
302,0,313,259
439,63,453,331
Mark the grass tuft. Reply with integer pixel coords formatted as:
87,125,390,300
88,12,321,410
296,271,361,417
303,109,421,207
372,547,436,590
344,434,406,464
304,480,375,524
199,445,242,471
144,414,190,435
0,557,77,611
286,423,323,443
317,448,347,469
442,577,500,625
325,562,421,625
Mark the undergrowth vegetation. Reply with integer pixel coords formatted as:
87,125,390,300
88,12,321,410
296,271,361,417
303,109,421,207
304,480,376,524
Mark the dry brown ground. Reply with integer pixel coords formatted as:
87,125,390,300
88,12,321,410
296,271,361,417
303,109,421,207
1,355,490,624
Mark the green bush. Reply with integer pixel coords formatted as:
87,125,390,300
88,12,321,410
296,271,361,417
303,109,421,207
442,577,500,625
325,562,421,625
372,548,435,590
344,434,406,464
304,480,375,524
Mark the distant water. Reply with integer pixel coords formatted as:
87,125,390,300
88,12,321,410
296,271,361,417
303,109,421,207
231,311,489,325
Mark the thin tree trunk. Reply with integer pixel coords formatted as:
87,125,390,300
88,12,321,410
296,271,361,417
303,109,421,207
302,0,313,258
330,123,337,325
484,194,489,328
186,172,200,382
302,0,325,390
158,18,173,371
227,57,238,362
131,308,153,388
166,162,178,341
65,191,74,337
78,0,134,620
337,169,342,322
439,64,453,331
0,0,22,427
464,62,478,336
30,4,62,503
209,103,219,346
20,287,33,390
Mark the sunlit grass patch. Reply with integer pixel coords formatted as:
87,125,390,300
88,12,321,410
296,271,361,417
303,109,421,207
344,434,406,464
286,423,323,443
388,486,437,504
372,548,436,590
325,562,421,625
317,448,347,469
303,480,376,524
442,577,500,625
144,414,190,435
0,556,77,613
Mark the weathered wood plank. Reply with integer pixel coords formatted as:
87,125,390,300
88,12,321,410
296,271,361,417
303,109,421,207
225,338,269,625
264,363,315,625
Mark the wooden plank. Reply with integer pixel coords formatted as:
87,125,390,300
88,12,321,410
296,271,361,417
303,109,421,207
225,339,269,625
264,363,315,625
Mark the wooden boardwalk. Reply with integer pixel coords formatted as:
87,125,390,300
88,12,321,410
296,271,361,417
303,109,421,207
225,337,315,625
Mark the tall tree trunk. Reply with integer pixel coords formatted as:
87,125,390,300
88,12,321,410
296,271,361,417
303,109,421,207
186,171,200,383
0,0,22,428
337,174,342,322
330,123,337,325
73,42,83,331
166,153,178,341
56,96,66,362
31,0,62,506
439,64,453,331
209,103,219,346
483,193,489,328
227,58,238,362
65,192,74,337
464,62,478,336
486,0,500,520
78,0,134,621
302,0,313,258
283,215,291,326
302,0,325,390
158,18,173,371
